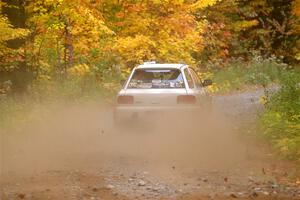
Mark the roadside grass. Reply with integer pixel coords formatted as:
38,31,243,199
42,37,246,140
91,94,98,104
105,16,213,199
259,70,300,164
0,98,53,132
0,76,119,131
202,56,286,94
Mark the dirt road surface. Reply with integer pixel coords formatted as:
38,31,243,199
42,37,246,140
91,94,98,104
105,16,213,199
1,89,300,200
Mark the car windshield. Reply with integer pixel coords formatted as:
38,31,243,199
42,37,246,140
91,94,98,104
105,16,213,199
128,68,185,89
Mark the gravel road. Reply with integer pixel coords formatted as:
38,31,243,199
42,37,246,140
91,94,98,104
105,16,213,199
1,89,299,200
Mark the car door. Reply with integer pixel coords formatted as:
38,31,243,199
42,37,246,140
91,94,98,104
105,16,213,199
183,68,198,104
184,68,208,107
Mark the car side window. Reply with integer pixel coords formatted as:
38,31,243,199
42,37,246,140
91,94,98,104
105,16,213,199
189,68,202,88
184,68,194,89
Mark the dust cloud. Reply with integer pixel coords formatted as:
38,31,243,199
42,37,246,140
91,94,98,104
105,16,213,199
2,95,298,200
1,102,253,177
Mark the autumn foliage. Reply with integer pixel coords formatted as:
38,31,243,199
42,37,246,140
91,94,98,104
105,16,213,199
0,0,299,95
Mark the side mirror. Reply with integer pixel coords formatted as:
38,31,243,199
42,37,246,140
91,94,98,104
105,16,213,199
120,79,126,86
202,79,212,87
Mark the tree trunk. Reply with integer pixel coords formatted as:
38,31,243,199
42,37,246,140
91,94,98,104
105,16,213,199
63,17,74,76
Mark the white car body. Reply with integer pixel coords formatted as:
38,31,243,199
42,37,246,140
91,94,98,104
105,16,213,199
114,62,212,122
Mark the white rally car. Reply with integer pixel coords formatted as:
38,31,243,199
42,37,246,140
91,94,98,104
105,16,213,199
114,62,212,123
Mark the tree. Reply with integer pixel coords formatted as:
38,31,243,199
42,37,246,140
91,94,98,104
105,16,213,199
1,0,30,94
100,0,219,68
292,0,300,61
25,0,112,77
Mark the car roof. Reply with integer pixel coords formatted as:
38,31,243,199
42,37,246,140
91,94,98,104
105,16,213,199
136,63,187,70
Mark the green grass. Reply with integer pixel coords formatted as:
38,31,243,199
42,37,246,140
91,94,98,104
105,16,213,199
207,56,286,93
0,75,119,130
259,70,300,162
